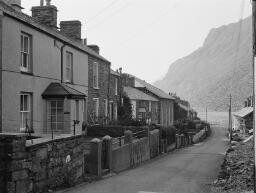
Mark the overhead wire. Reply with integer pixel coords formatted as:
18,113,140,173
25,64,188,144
86,0,120,24
230,0,246,96
87,0,135,32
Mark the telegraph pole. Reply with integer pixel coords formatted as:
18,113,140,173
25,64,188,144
228,94,232,144
252,0,256,190
206,107,208,123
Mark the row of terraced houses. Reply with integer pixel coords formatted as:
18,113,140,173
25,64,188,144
0,0,196,135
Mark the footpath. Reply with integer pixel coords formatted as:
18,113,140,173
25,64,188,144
210,133,254,193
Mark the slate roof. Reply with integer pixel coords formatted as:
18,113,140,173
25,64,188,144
233,107,253,118
0,1,110,63
127,74,174,100
42,83,86,99
124,86,158,102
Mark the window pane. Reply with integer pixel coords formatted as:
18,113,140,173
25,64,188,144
23,95,28,111
23,54,28,68
57,123,64,131
51,115,56,122
57,100,64,108
51,122,57,131
20,95,24,111
21,35,23,51
57,114,64,122
24,36,29,53
51,101,56,107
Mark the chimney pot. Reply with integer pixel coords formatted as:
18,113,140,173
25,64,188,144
40,0,44,6
46,0,51,6
82,38,87,45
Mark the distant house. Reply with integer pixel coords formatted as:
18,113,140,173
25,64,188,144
122,74,175,126
124,86,159,124
87,45,111,125
108,69,122,123
233,107,253,133
0,1,110,134
233,96,253,133
170,93,196,121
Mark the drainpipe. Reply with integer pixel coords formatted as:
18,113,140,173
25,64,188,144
60,44,66,83
107,64,111,125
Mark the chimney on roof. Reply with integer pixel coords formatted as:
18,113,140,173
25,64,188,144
82,38,87,45
31,0,58,29
60,20,82,42
88,45,100,54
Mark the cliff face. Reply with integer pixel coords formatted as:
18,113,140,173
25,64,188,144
154,17,253,111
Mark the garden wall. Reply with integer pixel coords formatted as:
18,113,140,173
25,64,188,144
0,133,93,193
87,125,148,138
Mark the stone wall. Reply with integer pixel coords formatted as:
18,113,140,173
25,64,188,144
87,55,110,124
0,133,92,193
87,125,148,138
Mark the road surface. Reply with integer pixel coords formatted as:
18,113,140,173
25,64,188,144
63,126,229,193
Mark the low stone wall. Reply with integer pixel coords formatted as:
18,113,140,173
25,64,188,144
0,133,92,193
192,127,210,144
87,125,148,138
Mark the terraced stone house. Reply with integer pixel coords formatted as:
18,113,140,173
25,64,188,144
0,0,110,134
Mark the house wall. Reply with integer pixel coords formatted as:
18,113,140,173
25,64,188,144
87,55,110,124
134,100,158,124
1,15,88,134
109,73,121,122
159,99,174,126
174,102,188,121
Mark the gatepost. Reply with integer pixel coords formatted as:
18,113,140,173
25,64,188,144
102,135,113,173
88,138,102,177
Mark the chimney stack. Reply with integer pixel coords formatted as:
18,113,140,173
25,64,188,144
60,20,82,42
88,45,100,54
31,0,58,29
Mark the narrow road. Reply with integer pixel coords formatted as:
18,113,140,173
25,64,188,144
63,126,229,193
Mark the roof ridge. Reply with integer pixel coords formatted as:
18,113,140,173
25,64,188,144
0,2,110,63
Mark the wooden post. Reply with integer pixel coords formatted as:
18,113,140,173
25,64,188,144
252,0,256,190
229,94,232,144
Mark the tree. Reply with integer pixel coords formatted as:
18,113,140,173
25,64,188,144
118,93,133,125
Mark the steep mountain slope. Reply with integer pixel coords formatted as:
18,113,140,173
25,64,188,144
155,17,253,111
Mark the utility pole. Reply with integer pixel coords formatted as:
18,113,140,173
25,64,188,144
228,94,232,144
206,107,208,123
252,0,256,190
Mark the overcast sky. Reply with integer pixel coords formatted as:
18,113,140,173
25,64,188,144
21,0,251,83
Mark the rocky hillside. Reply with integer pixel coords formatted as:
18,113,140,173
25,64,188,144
155,17,253,111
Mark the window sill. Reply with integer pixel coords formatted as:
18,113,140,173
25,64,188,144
21,71,33,76
93,87,100,90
